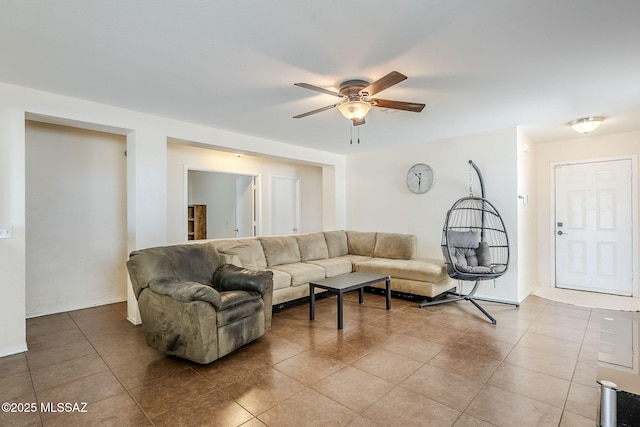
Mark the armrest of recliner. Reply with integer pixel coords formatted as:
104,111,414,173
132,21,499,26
148,278,222,309
213,264,273,296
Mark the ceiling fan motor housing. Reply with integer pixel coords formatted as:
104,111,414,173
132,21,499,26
338,79,370,99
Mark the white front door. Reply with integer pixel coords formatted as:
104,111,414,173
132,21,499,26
554,159,633,296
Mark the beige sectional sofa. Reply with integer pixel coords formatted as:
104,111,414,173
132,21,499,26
209,230,454,307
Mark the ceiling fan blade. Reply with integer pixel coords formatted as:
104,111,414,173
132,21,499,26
371,98,425,112
361,71,407,97
294,83,343,98
352,117,366,126
293,103,340,119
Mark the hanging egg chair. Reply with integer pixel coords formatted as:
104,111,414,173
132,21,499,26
419,160,518,324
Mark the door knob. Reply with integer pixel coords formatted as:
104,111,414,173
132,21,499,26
557,230,566,235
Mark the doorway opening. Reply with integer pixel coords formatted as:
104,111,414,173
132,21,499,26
186,168,260,240
25,120,128,317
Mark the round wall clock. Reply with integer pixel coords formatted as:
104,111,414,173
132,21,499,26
406,163,435,194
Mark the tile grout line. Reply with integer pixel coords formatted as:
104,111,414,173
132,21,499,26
452,298,552,423
557,306,594,425
69,304,159,427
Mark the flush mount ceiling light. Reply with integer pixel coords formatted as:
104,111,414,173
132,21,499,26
568,116,605,134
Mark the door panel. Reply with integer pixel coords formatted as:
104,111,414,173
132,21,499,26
555,159,632,296
270,175,300,235
235,176,255,237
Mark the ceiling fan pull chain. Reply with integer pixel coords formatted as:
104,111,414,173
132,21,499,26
350,123,353,144
357,126,360,144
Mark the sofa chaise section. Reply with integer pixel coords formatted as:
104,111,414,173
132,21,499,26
349,231,454,298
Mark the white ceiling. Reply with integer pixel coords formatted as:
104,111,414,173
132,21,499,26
2,1,639,154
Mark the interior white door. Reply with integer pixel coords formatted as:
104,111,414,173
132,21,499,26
235,176,255,237
554,159,633,296
270,175,300,235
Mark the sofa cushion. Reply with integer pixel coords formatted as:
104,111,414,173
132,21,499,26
270,262,326,286
259,236,301,267
213,240,267,270
296,233,329,261
346,231,377,256
267,268,292,290
374,233,416,260
334,254,371,268
216,291,263,326
355,258,449,283
367,276,455,298
324,230,348,257
305,258,353,277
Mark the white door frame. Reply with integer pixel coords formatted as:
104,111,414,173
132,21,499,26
548,155,638,297
183,165,262,239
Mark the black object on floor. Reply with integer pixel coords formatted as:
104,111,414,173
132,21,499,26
617,390,640,427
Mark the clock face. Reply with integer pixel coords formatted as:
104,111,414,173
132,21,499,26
407,163,435,194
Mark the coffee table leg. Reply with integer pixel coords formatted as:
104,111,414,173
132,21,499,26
337,291,344,330
385,277,391,310
358,287,364,304
309,284,315,321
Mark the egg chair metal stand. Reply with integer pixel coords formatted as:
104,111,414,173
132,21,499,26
419,160,518,324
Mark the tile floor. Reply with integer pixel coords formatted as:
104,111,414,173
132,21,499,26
1,292,638,426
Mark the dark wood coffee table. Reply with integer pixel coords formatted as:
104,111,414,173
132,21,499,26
309,272,391,329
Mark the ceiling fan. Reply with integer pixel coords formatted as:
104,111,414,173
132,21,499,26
293,71,425,126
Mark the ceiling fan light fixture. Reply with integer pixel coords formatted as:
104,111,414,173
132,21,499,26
568,116,604,134
337,99,371,120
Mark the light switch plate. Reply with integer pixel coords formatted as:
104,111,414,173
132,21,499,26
0,226,13,239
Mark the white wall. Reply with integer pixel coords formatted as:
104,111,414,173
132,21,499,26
516,129,539,301
167,142,325,243
25,121,128,317
0,81,346,357
536,130,640,291
0,107,27,356
347,128,521,302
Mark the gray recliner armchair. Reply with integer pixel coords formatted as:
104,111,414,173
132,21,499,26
126,242,273,364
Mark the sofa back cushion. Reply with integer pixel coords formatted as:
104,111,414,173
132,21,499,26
346,231,377,256
213,239,267,270
295,233,329,261
324,230,348,257
374,232,416,260
259,236,301,267
127,243,225,298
